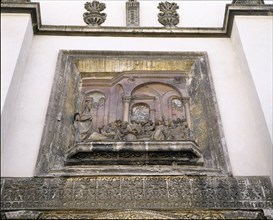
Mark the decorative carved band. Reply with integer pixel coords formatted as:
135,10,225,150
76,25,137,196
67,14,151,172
1,176,272,211
1,209,269,219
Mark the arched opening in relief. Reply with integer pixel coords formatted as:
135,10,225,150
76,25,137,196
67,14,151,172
131,103,150,122
170,97,185,120
130,82,183,123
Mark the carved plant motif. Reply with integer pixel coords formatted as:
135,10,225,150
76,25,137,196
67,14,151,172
158,1,179,27
83,1,107,26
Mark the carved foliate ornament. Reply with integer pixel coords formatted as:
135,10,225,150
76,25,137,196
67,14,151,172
158,1,180,27
83,1,107,27
232,0,264,4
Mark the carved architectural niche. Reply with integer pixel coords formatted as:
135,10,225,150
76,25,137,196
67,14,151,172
126,0,140,27
35,51,231,177
158,1,180,27
232,0,265,4
83,1,107,27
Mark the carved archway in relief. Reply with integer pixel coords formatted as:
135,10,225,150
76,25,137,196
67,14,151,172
130,82,183,122
170,96,185,120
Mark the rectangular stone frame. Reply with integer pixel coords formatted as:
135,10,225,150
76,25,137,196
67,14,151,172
35,50,232,177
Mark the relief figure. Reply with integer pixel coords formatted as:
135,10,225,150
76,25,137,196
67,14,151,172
73,112,93,142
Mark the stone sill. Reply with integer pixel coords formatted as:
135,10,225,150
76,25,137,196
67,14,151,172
65,141,204,166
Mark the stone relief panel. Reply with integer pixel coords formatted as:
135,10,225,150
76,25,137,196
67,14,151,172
35,51,231,176
67,74,201,165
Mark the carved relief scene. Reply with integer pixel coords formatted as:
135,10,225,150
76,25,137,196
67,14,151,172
35,51,230,176
74,81,192,143
67,71,203,165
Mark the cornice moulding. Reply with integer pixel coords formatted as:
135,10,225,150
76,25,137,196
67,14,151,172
1,2,273,38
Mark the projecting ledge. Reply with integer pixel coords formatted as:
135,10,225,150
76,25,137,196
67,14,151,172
65,141,204,166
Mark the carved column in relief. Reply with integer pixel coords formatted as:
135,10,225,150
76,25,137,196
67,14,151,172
126,0,140,27
122,96,132,122
182,97,191,129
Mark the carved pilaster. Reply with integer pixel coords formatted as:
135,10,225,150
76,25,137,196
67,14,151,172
126,0,140,27
182,97,191,129
122,95,132,122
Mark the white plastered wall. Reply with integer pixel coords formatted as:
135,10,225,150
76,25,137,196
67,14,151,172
1,3,272,182
33,0,230,27
231,16,273,182
1,14,34,164
1,14,33,112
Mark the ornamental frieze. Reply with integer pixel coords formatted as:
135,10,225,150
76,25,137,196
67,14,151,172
1,176,273,211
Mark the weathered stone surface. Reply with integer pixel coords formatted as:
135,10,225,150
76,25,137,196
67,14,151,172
158,1,180,27
65,141,203,166
83,1,107,26
34,51,231,177
126,0,139,27
1,176,272,211
1,209,269,219
232,0,265,4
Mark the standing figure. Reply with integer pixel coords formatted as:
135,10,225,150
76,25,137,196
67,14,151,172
73,109,93,143
151,120,165,141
